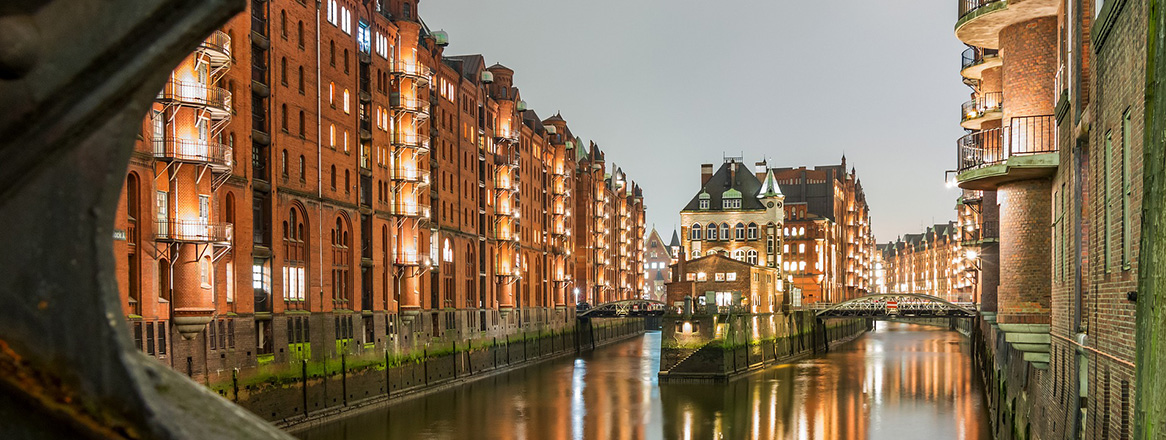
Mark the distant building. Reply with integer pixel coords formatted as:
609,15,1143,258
880,222,973,303
644,228,673,301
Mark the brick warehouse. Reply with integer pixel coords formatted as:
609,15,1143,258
112,0,646,385
879,222,975,303
953,0,1146,438
677,157,876,306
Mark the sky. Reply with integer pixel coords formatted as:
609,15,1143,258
421,0,969,243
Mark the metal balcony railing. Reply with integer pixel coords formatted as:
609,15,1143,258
961,46,999,70
961,220,999,244
390,61,432,80
390,95,430,116
152,138,233,171
389,203,430,219
155,220,233,243
197,30,232,65
393,250,429,266
961,91,1003,122
390,167,430,184
958,0,1000,20
391,133,430,152
157,80,232,115
957,115,1055,172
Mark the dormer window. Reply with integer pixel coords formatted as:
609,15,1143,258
723,199,741,209
699,199,709,210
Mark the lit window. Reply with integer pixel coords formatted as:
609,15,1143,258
697,272,707,281
715,273,725,282
726,272,737,281
329,124,335,147
343,89,350,113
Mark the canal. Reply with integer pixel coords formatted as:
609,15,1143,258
295,322,990,439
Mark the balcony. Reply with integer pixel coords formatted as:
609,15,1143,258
389,95,430,118
391,133,430,153
495,230,519,243
956,115,1057,190
494,180,515,192
495,205,516,218
960,220,999,245
960,91,1003,129
393,250,430,266
155,220,233,244
390,167,430,185
389,202,430,219
196,30,232,68
956,0,1058,48
960,47,1000,80
156,80,232,117
390,61,432,83
152,138,233,172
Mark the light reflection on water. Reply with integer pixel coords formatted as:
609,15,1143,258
295,322,989,440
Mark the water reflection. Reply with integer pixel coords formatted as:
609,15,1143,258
296,322,988,440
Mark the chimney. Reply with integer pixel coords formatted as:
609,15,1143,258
755,161,767,180
700,164,714,186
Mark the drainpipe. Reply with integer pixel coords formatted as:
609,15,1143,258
316,0,324,310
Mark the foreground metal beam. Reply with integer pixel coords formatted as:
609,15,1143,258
0,1,290,438
814,293,978,319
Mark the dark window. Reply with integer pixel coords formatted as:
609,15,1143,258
133,322,143,352
209,321,217,350
145,323,155,355
157,322,167,355
227,319,235,349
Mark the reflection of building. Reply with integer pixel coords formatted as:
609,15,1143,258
644,228,673,301
112,0,647,384
879,222,973,303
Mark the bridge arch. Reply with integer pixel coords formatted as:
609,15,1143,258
814,293,977,318
578,299,667,318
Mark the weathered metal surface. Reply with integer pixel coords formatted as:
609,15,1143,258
0,1,291,438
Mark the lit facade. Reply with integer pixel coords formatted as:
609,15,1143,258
113,0,647,382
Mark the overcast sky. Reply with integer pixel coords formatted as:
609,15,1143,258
421,0,969,243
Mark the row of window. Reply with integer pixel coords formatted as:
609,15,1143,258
685,272,739,282
689,222,762,241
697,199,742,210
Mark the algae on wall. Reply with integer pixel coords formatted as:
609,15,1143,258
1136,1,1166,436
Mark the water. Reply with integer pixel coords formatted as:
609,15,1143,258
295,322,990,440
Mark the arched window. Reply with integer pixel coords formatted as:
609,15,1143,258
280,103,288,130
344,169,350,193
329,123,335,146
280,149,288,177
280,57,287,84
799,261,806,272
343,89,350,113
332,216,352,304
402,2,412,19
343,49,349,73
690,223,702,240
125,174,140,310
747,223,758,240
298,155,305,180
747,249,758,265
330,165,336,190
443,239,453,263
297,21,304,47
280,10,287,38
732,249,746,262
799,227,805,236
735,222,745,240
284,206,308,302
329,40,336,66
720,223,730,240
707,223,718,241
298,111,305,137
298,66,304,92
158,259,170,301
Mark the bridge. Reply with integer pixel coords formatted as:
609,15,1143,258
812,293,977,319
577,299,667,318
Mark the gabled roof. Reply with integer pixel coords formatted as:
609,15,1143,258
681,161,765,212
669,230,681,248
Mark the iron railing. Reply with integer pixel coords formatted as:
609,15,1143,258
961,220,999,244
197,30,232,64
961,91,1003,122
389,202,430,219
390,61,432,79
157,80,232,114
152,138,233,170
961,46,999,70
393,250,430,266
958,0,1000,20
155,220,233,243
389,94,430,115
957,115,1055,172
391,133,430,151
390,167,429,184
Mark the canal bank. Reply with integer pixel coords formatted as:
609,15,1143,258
295,322,990,439
658,309,868,383
208,317,649,430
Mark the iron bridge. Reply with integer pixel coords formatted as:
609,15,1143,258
578,299,667,318
813,293,978,319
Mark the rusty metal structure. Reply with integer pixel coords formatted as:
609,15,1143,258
0,1,290,437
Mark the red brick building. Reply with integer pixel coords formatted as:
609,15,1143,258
879,222,974,303
113,0,646,382
953,0,1145,438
